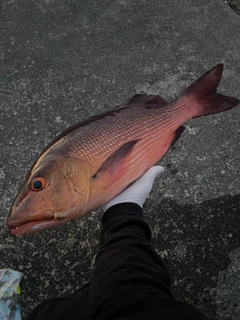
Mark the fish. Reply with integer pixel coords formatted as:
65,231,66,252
6,64,239,235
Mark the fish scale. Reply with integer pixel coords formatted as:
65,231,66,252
68,106,178,165
6,64,239,235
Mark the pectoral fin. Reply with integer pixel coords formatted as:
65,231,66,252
92,139,140,187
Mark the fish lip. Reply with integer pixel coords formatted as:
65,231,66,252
9,219,54,235
7,211,54,230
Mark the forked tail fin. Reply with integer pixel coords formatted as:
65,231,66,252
180,64,239,118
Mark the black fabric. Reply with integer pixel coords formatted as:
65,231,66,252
26,203,210,320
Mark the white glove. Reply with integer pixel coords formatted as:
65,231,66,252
102,166,164,212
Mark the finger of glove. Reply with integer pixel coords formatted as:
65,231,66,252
135,166,164,188
107,166,164,201
131,166,164,206
101,166,164,211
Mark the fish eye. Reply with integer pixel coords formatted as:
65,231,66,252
30,177,46,191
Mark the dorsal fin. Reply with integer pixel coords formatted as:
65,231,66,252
124,94,168,108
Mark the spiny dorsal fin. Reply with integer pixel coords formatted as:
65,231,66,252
123,94,168,108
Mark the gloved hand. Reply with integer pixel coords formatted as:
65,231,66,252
102,166,164,212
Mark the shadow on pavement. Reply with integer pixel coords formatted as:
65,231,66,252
147,193,240,319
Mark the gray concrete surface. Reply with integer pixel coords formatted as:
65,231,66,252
0,0,240,319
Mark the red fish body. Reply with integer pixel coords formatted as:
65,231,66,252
6,64,239,235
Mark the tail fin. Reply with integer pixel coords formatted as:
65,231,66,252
180,64,239,118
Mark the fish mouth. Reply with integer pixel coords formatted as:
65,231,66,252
7,211,55,235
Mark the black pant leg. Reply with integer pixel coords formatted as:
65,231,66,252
25,281,90,320
88,203,210,320
26,202,210,320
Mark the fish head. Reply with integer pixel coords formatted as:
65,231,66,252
6,155,90,235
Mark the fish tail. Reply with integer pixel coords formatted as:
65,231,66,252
179,64,239,118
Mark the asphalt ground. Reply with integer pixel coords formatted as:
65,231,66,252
0,1,240,319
